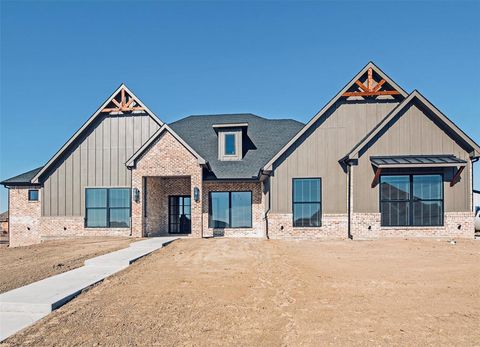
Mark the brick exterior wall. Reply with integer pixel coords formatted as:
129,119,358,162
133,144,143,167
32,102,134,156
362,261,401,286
144,176,190,236
8,186,131,247
202,181,265,238
131,130,203,238
8,186,42,247
351,212,475,239
40,217,130,240
266,213,348,240
6,129,476,245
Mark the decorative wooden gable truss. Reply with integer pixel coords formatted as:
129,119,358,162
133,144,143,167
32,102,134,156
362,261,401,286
342,67,401,98
101,86,146,113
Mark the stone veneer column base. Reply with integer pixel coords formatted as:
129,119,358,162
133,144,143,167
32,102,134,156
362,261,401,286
267,213,348,240
351,212,475,239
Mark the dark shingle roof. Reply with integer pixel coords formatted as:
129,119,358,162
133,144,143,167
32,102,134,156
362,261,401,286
0,167,43,186
169,114,304,179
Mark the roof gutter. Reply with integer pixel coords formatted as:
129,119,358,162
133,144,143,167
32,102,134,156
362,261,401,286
1,182,42,188
258,169,272,182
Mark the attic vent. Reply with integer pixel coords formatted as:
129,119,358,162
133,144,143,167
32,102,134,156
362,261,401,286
101,87,146,114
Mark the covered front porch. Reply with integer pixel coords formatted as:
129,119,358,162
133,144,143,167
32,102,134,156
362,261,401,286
127,128,204,239
143,176,193,237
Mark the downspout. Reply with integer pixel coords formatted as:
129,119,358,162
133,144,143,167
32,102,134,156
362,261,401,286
7,186,10,246
347,163,353,239
265,186,271,240
472,157,479,212
129,167,133,237
264,177,271,240
259,170,271,240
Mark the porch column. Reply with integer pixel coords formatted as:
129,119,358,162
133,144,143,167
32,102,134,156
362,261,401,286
190,169,203,238
131,174,144,237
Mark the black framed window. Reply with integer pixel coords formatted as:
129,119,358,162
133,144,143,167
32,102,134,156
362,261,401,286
168,196,191,234
28,189,39,201
380,174,443,227
85,188,131,228
224,133,236,155
293,178,321,227
209,191,252,228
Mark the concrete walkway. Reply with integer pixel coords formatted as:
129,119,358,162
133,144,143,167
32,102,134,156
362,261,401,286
0,236,179,341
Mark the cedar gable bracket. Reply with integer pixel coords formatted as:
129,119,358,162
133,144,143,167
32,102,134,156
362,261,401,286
342,67,401,98
101,86,146,113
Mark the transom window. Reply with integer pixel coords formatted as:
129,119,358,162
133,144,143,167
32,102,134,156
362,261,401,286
209,191,252,228
293,178,321,227
85,188,131,228
28,189,39,201
224,133,236,155
380,174,443,227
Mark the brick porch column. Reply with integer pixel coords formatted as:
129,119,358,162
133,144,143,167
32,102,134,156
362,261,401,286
131,174,144,237
190,171,203,238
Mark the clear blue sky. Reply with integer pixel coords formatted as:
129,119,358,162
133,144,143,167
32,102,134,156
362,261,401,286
1,1,479,211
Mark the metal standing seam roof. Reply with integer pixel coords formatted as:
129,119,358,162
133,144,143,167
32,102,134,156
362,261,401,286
370,155,467,168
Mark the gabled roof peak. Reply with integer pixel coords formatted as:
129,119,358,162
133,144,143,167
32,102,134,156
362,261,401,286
31,84,163,183
100,84,155,114
344,90,480,160
341,62,406,98
262,61,408,171
126,124,207,168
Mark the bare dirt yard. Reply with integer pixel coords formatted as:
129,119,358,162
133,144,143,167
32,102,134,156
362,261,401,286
3,238,480,346
0,237,135,293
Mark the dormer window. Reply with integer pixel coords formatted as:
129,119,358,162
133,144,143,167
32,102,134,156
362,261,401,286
225,133,236,156
213,123,248,161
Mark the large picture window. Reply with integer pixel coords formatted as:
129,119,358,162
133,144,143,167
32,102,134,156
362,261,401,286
209,191,252,228
293,178,321,227
85,188,131,228
380,174,443,227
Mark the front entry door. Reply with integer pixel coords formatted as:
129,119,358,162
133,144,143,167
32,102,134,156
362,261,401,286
168,196,191,234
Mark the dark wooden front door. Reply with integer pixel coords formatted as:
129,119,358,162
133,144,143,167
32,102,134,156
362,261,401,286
168,196,191,234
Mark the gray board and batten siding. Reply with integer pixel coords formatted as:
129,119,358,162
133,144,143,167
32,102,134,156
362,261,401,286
269,98,400,214
353,99,472,213
269,94,474,216
41,113,160,217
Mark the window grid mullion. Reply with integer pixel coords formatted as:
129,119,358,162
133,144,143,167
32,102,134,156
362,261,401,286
380,174,443,227
107,189,110,228
228,192,232,228
292,178,321,228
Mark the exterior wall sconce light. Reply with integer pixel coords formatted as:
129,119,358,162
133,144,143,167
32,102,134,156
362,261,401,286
194,187,200,202
133,188,140,203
